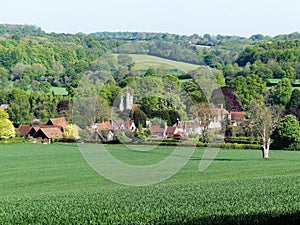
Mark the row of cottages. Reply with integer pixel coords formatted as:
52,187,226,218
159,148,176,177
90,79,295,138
197,108,245,129
89,120,136,141
149,121,188,139
149,109,246,139
18,117,68,143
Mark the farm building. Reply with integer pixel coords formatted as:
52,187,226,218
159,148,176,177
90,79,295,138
33,127,63,143
46,117,68,131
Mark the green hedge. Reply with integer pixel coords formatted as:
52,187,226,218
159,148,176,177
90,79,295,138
227,136,260,144
197,142,261,149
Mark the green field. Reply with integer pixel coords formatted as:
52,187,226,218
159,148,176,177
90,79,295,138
114,54,202,72
1,144,300,224
50,86,68,96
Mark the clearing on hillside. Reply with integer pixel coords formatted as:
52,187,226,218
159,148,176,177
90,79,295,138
113,53,204,72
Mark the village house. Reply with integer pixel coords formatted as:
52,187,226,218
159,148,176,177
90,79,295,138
149,125,166,138
89,120,137,141
198,108,230,129
230,112,246,127
46,117,68,132
33,127,63,143
17,125,32,137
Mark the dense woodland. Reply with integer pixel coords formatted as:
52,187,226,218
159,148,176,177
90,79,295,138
2,24,300,150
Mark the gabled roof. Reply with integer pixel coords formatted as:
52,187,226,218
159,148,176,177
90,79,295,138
150,125,165,133
230,112,245,120
30,125,62,136
113,120,135,130
33,127,62,139
166,126,176,134
46,117,68,129
18,125,32,135
96,121,113,130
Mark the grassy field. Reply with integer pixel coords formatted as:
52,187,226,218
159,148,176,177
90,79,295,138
50,86,68,96
1,144,300,224
114,54,202,72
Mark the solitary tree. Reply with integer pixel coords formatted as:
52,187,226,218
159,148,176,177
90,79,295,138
0,110,15,139
248,101,282,159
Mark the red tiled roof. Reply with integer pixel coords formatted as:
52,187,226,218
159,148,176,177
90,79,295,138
113,120,135,130
96,121,113,130
166,126,176,134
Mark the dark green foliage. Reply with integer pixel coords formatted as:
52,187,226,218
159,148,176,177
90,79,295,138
287,89,300,109
271,114,300,149
271,78,293,106
144,67,157,77
133,109,147,128
230,74,266,108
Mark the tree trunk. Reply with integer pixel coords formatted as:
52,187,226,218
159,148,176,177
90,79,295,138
262,137,270,159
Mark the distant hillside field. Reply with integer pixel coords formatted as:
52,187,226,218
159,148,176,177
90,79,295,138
114,54,203,72
50,87,68,96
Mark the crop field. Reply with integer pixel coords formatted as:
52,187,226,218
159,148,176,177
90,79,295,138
114,54,202,72
1,144,300,224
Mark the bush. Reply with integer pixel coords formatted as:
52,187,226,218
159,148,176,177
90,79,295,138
0,137,28,144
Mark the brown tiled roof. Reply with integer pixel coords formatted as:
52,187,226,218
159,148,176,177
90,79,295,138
34,127,63,139
18,125,32,135
30,125,62,136
230,112,245,120
47,118,68,129
150,125,165,133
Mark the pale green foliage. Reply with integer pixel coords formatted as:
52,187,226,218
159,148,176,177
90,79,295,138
63,124,80,139
0,110,15,139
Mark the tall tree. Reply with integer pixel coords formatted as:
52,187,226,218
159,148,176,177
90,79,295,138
248,101,282,159
7,88,31,126
287,89,300,109
272,78,293,106
231,74,266,108
0,109,15,139
133,109,147,128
